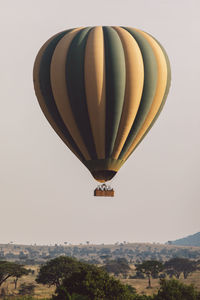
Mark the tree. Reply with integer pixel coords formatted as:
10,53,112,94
13,267,30,289
102,258,131,277
135,260,163,288
36,256,81,288
153,279,200,300
0,261,29,287
164,258,198,279
52,262,136,300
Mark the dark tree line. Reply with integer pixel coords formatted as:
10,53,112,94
164,257,198,279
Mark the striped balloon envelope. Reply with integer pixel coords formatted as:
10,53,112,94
33,26,171,184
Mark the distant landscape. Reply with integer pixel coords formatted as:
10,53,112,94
1,232,200,265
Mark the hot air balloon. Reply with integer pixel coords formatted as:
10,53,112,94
33,26,171,196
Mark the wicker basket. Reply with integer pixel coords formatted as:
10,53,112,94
94,189,114,197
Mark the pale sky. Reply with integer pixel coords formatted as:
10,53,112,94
0,0,200,246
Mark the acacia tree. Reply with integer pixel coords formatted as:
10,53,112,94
164,258,198,279
36,256,81,288
135,260,163,288
0,261,29,288
13,267,30,289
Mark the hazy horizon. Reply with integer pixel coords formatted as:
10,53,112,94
1,0,199,246
1,230,199,246
0,232,195,247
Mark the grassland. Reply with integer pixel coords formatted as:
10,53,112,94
122,269,200,296
0,265,54,299
1,264,200,299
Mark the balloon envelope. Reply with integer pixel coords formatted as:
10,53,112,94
33,26,171,182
